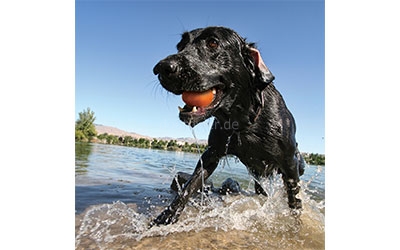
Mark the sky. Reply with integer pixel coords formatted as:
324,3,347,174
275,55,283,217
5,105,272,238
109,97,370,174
75,0,325,154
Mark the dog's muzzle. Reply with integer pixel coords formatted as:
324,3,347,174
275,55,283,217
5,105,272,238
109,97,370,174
154,57,224,127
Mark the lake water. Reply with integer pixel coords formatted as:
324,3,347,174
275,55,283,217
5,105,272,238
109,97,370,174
75,142,325,249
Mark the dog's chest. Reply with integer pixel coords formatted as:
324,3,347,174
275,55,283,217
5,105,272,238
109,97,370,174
226,131,276,166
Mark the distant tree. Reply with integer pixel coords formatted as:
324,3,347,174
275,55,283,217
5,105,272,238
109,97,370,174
105,134,119,144
302,152,325,166
97,133,108,141
75,108,97,141
135,138,148,148
151,139,168,150
75,130,86,141
124,136,134,146
167,140,179,151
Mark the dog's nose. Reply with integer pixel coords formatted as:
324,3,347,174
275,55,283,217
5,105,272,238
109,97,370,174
153,59,179,76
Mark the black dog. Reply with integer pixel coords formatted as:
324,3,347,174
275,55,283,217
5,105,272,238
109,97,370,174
152,26,305,225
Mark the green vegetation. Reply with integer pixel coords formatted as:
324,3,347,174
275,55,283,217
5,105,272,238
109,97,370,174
96,133,207,154
75,108,97,142
75,107,324,164
95,133,324,165
302,153,325,166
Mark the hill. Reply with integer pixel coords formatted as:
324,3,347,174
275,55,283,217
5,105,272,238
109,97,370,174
94,124,207,145
95,124,152,140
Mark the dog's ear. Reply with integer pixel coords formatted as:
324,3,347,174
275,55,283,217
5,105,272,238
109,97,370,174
249,47,275,88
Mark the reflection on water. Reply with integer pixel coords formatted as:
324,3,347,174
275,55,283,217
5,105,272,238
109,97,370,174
75,143,325,249
75,142,93,174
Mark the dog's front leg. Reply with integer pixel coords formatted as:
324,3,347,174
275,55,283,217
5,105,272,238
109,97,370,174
151,148,221,226
282,155,303,210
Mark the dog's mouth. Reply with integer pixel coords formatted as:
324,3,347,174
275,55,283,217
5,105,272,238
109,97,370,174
178,87,223,126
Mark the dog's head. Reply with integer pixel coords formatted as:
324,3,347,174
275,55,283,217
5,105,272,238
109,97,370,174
153,26,274,127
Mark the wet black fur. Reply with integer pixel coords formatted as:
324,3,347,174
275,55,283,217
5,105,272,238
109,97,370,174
152,26,305,226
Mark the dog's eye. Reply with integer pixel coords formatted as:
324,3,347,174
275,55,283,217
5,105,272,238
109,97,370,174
207,38,219,49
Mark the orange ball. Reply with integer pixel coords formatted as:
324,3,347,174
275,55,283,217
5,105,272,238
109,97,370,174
182,89,214,108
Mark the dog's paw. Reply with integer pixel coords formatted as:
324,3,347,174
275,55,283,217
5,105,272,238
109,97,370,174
287,198,302,217
288,197,302,209
151,207,178,226
290,207,302,217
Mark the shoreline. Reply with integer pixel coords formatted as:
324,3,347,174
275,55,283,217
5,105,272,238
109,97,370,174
77,136,325,166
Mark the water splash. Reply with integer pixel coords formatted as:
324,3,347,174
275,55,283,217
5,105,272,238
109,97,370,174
75,201,149,249
190,127,206,206
75,132,324,249
76,169,325,249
